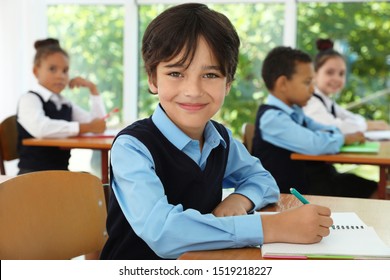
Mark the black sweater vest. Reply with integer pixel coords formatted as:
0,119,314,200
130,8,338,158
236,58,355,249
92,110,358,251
17,91,72,171
252,105,310,193
100,118,230,259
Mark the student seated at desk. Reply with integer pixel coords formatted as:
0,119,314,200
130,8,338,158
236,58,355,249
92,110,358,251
303,38,389,134
17,38,106,174
100,3,333,260
252,46,377,198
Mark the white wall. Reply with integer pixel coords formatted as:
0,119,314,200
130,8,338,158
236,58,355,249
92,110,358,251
0,0,46,123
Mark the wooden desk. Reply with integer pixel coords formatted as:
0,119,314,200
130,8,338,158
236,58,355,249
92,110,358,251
178,194,390,260
0,175,13,183
291,141,390,199
22,137,113,184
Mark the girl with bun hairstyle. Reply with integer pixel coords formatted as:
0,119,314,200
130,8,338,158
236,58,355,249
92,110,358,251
17,38,107,174
303,38,389,134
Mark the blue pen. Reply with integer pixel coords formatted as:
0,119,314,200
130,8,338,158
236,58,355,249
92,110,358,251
290,188,310,204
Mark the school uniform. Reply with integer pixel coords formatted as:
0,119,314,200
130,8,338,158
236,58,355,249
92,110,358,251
17,83,106,173
303,88,367,134
100,104,279,260
252,94,377,198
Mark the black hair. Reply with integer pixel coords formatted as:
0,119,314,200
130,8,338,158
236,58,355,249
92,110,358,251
313,38,344,72
261,46,312,91
142,3,240,93
33,38,68,67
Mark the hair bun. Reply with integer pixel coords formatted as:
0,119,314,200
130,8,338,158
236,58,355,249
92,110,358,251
34,38,60,50
316,38,334,51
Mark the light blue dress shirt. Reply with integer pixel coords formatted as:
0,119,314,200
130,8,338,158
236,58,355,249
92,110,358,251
110,105,279,259
260,95,344,155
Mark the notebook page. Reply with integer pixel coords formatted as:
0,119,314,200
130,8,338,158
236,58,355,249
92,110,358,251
261,212,390,259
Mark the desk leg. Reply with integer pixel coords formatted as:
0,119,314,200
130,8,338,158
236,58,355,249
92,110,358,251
378,166,387,199
100,150,111,208
101,150,109,184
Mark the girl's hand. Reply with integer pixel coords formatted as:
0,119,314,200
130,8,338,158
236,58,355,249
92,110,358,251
79,118,106,134
261,204,333,244
69,77,99,95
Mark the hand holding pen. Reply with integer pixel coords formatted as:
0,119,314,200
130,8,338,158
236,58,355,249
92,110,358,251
262,188,333,244
290,188,310,204
103,107,120,120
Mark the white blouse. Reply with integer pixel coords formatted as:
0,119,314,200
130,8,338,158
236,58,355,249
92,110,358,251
303,88,367,134
17,83,106,138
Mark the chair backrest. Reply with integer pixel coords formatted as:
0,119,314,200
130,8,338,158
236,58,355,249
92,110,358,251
0,170,108,260
0,115,19,175
242,123,255,154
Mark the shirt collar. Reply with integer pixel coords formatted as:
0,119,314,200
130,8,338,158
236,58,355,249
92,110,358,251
314,87,334,107
266,94,305,123
151,104,226,151
31,83,69,105
314,87,331,100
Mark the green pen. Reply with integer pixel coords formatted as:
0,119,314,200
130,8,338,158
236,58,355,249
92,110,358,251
290,188,310,204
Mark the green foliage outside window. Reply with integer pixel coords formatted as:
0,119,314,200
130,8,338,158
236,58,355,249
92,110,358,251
297,2,390,124
47,5,124,126
47,2,390,138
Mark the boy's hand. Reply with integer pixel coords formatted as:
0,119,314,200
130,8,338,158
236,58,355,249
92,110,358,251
212,194,254,217
261,204,333,244
344,132,365,145
69,77,99,95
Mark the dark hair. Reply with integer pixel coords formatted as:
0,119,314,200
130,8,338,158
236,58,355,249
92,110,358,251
261,46,312,91
142,3,240,93
314,38,344,72
33,38,68,67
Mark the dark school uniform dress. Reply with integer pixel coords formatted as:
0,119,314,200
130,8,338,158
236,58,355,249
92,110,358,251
17,91,72,172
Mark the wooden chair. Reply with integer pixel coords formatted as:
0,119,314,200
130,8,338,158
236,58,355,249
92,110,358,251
241,123,255,154
0,115,18,175
0,170,108,260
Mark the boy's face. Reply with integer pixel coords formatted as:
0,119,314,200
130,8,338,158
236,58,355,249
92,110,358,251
148,36,231,140
282,62,314,107
33,52,69,94
315,56,346,96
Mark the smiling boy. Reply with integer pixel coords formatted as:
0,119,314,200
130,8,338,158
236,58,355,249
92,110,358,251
100,4,332,260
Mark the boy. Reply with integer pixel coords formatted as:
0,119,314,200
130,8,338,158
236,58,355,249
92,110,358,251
252,46,377,197
100,4,332,260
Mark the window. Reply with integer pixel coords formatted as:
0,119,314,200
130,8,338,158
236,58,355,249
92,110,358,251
297,1,390,122
45,1,390,136
47,4,124,126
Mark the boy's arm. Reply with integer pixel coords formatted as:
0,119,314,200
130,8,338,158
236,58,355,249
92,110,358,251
261,109,343,155
222,134,280,210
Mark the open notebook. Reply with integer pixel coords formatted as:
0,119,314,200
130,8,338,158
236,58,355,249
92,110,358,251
261,212,390,259
339,141,380,153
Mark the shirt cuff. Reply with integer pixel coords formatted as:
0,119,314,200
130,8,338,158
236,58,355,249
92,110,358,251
69,121,80,136
233,213,263,246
